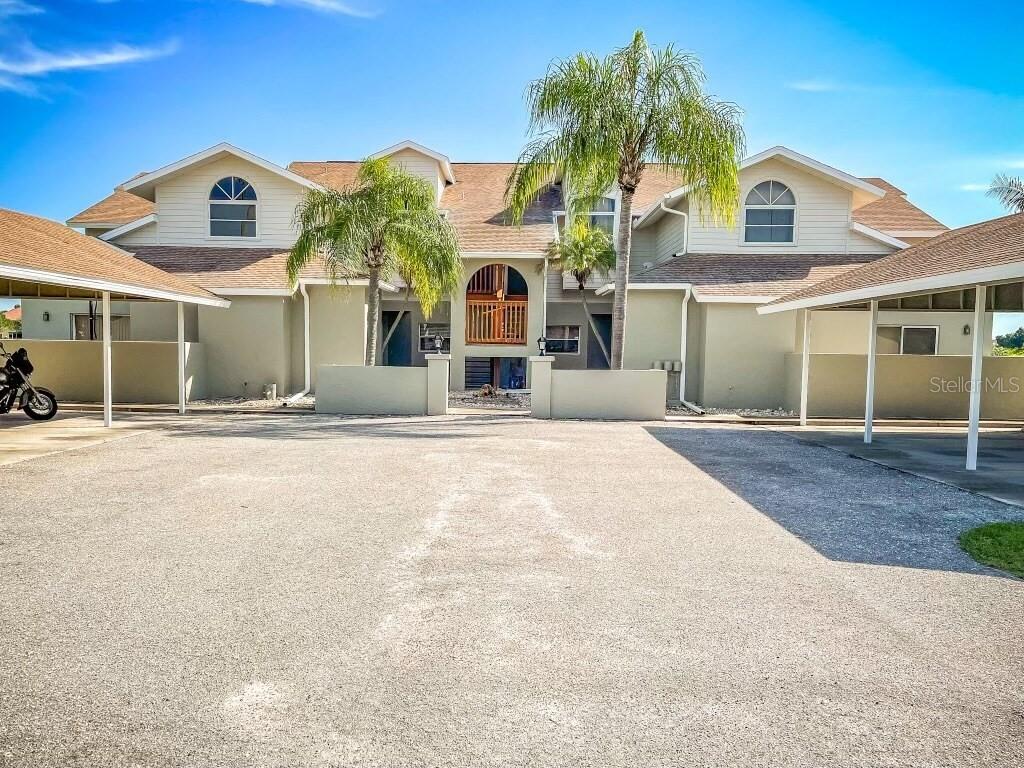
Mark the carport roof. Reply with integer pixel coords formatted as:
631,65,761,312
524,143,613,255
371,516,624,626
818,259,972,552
0,208,228,306
760,212,1024,313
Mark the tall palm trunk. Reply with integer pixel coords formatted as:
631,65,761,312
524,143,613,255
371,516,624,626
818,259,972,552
365,267,381,366
610,187,635,369
578,283,610,366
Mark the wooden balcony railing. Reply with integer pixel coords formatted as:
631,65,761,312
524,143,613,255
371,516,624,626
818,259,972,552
466,299,528,345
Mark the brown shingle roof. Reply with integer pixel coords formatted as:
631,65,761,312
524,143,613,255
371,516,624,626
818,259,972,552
632,252,882,298
853,177,946,233
67,189,155,227
0,208,219,303
765,213,1024,310
127,246,357,290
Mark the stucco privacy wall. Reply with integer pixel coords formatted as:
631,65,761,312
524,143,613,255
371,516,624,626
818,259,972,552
622,290,684,371
530,357,666,420
119,156,307,248
15,340,205,403
21,299,130,340
687,158,891,255
807,310,995,356
449,257,545,389
699,303,798,409
198,296,291,398
315,356,449,415
784,354,1024,419
308,285,366,389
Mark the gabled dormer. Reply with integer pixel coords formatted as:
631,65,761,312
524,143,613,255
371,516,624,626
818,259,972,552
370,140,456,203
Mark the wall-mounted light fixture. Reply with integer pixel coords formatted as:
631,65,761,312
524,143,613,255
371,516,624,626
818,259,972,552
42,311,50,322
963,324,971,336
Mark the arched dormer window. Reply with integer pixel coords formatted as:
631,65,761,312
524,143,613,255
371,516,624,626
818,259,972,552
743,180,795,243
209,176,257,238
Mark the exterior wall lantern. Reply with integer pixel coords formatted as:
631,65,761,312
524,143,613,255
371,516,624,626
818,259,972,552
537,336,547,356
433,333,444,353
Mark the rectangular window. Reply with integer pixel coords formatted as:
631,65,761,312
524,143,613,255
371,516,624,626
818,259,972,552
901,326,938,355
545,324,581,354
744,208,794,243
418,323,450,353
210,203,257,238
71,314,130,341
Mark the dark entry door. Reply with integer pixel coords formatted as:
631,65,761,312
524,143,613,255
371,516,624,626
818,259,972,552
587,314,612,369
381,311,413,366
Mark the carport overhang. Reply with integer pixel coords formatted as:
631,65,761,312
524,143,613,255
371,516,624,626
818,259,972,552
0,263,230,427
757,213,1024,470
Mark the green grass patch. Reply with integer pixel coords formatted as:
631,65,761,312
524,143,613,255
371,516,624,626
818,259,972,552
959,521,1024,577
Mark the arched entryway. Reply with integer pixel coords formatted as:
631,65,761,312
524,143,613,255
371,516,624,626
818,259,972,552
465,264,528,345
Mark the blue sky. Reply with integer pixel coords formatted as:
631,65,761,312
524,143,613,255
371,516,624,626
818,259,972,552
1,0,1023,330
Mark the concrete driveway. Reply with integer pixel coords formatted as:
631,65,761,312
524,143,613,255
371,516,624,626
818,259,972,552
0,415,1021,767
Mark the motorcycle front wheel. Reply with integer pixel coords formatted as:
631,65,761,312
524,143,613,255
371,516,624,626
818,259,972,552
24,388,58,421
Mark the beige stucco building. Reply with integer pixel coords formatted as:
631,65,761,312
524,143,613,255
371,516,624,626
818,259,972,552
42,139,990,411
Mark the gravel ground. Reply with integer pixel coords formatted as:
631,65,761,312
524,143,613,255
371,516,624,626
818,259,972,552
0,416,1021,767
448,389,530,410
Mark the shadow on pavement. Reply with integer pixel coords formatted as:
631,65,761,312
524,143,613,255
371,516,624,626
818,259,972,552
646,424,1024,577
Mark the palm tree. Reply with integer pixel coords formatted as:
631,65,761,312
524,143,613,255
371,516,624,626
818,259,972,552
505,29,744,369
546,219,616,366
289,158,462,366
988,174,1024,213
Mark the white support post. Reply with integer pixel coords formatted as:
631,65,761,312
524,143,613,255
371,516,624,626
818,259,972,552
864,299,878,443
176,301,186,415
102,291,112,427
966,285,986,471
679,289,690,403
800,309,811,426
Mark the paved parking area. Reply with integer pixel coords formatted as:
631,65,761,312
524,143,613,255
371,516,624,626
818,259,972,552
779,426,1024,508
0,413,147,466
0,415,1021,767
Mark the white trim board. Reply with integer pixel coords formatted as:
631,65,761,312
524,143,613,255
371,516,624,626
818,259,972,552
98,214,157,242
759,262,1024,314
371,140,456,184
850,221,908,249
0,262,230,307
121,142,320,198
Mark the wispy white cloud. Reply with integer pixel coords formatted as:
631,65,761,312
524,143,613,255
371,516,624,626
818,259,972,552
0,40,178,94
0,0,42,18
959,183,990,192
785,79,846,93
240,0,378,18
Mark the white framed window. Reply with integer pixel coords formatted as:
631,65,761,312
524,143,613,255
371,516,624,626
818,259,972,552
900,326,939,355
209,176,257,238
71,314,130,341
743,180,795,243
418,323,450,353
553,196,617,240
545,324,581,354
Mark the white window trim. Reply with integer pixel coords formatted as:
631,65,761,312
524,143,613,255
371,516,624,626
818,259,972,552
545,324,581,355
207,177,259,241
899,325,939,355
739,177,799,247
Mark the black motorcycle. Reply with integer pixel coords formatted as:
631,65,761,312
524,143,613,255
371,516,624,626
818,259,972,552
0,342,57,421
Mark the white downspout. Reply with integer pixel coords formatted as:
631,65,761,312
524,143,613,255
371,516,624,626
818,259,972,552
679,287,690,401
659,199,688,256
285,281,311,406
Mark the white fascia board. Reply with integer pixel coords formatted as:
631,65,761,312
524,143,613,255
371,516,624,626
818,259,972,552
628,282,693,290
887,229,948,238
298,278,398,292
371,140,456,184
634,188,690,230
694,292,774,304
595,282,615,296
758,261,1024,315
0,262,230,307
850,221,908,249
98,214,157,242
121,142,320,196
461,251,544,260
208,287,294,296
742,146,885,198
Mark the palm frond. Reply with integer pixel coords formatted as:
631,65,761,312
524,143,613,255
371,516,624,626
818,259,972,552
988,174,1024,214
